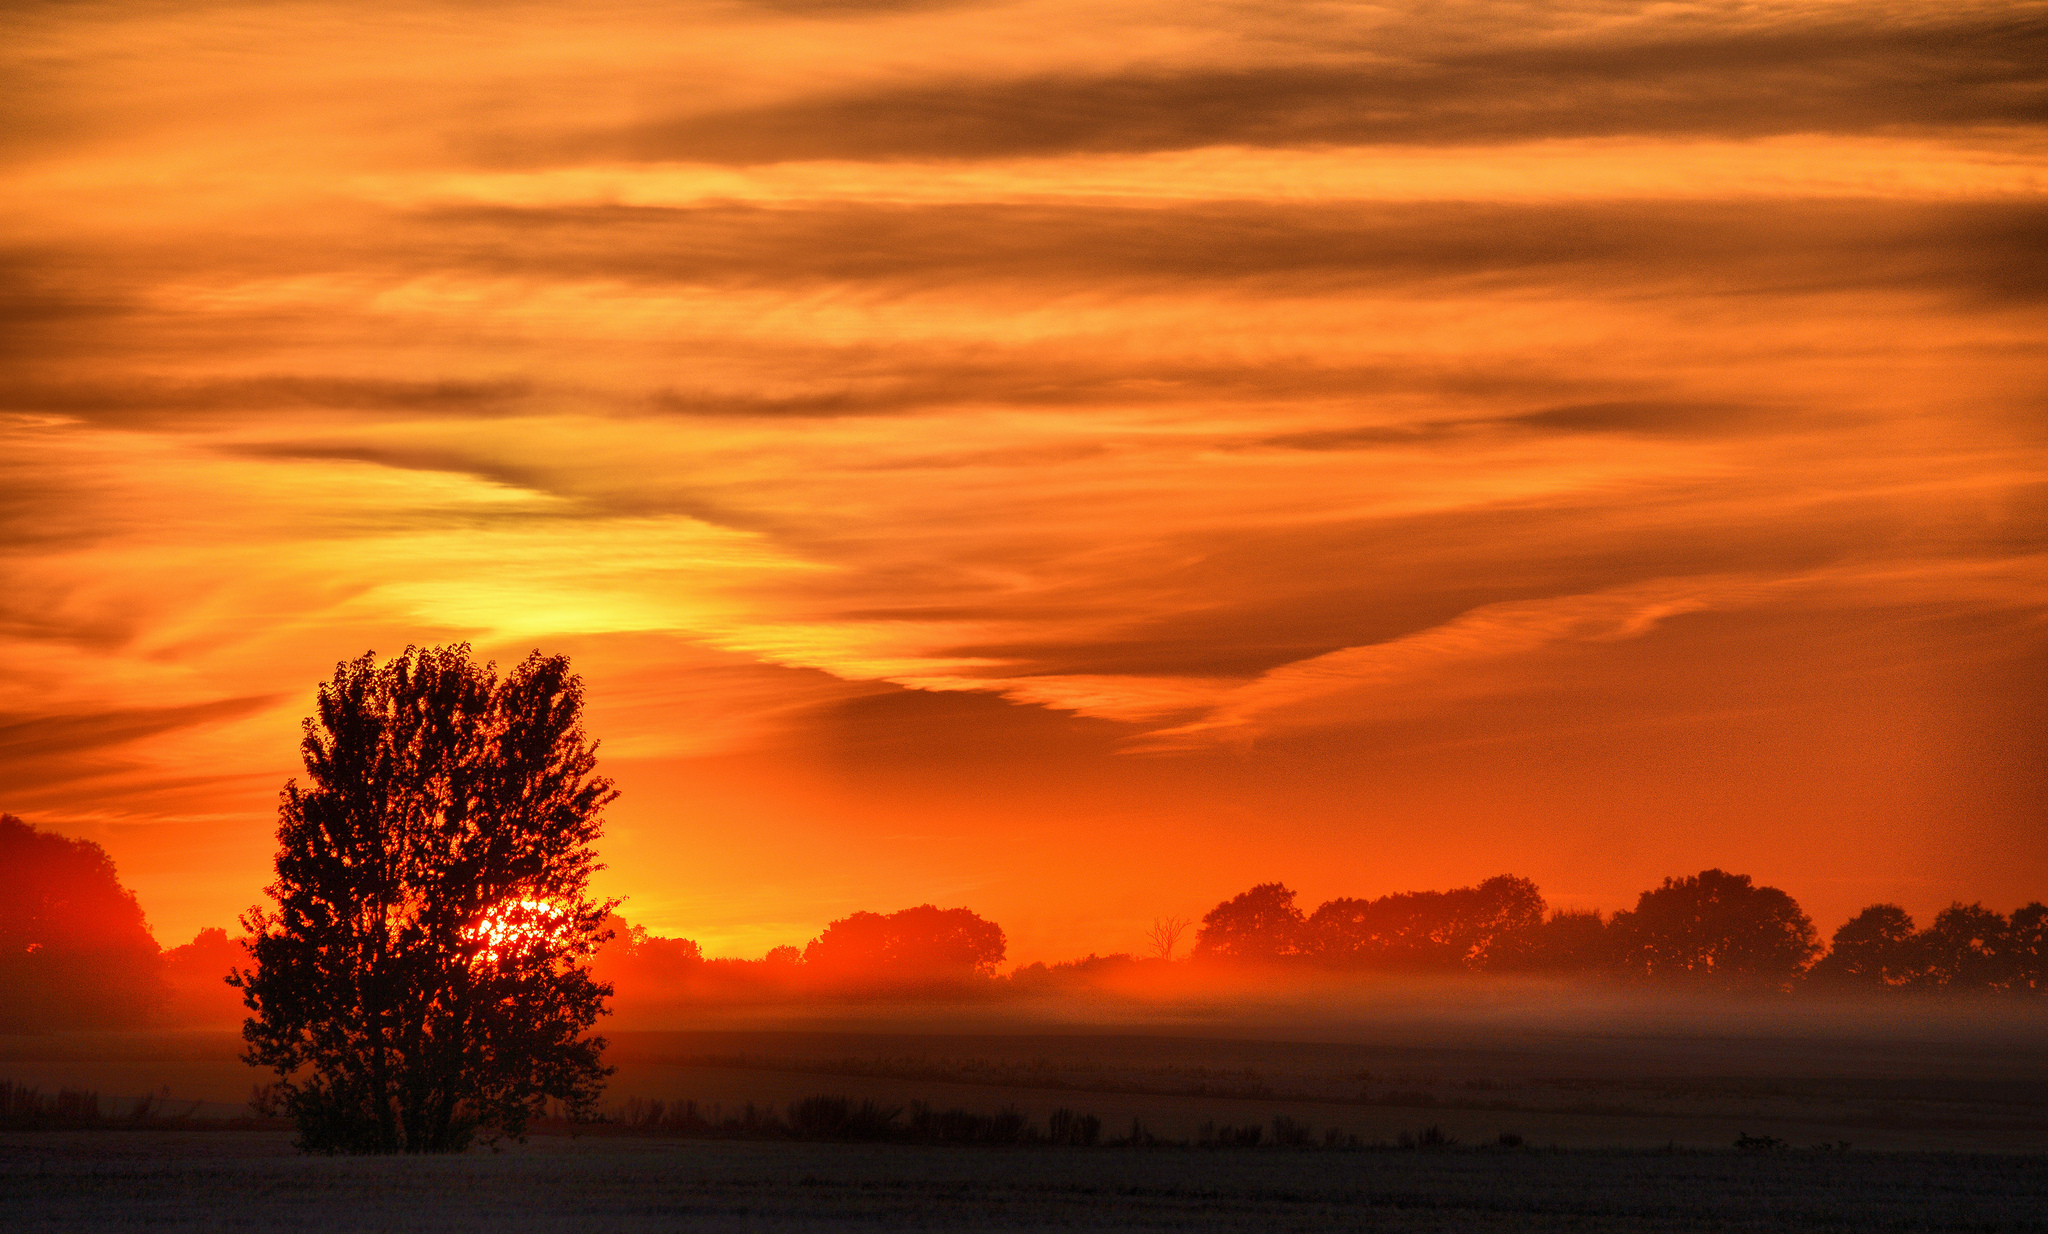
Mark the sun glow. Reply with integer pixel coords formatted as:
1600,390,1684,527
466,899,568,966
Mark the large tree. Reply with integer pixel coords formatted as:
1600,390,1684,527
235,646,617,1154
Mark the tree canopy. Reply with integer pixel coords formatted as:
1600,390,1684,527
1192,882,1305,961
235,646,617,1153
1808,904,1921,989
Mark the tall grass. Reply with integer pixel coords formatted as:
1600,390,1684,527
599,1092,1527,1152
0,1079,257,1130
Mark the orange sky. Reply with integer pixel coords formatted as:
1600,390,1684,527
2,0,2043,963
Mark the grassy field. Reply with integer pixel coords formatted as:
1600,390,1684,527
5,1130,2046,1232
8,1000,2044,1152
5,1002,2045,1229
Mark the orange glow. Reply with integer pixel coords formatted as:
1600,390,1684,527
465,899,569,967
0,0,2041,968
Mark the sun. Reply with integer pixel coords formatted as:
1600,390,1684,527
466,898,568,965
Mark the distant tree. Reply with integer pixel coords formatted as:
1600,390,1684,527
1145,915,1191,961
2005,903,2047,994
0,814,164,1029
1012,952,1147,991
1456,875,1548,970
802,904,1006,987
1305,876,1545,971
1806,905,1923,990
1304,896,1378,963
1608,869,1819,989
1528,908,1613,972
1916,903,2012,991
164,926,248,1025
1193,883,1304,961
235,646,617,1154
591,916,708,1014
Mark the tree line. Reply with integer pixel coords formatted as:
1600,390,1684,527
8,808,2044,1036
1184,871,2047,993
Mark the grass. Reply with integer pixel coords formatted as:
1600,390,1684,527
0,1080,270,1132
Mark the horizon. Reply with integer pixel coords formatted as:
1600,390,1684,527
2,0,2044,967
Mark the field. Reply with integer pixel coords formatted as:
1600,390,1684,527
7,1131,2048,1231
5,996,2046,1230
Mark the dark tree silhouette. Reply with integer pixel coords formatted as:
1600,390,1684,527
1457,875,1549,969
1306,876,1545,971
1145,914,1191,961
2008,903,2048,994
802,904,1006,987
1807,904,1922,990
1528,907,1614,972
234,646,617,1154
1193,883,1304,961
1917,903,2012,991
1608,869,1819,988
0,814,164,1029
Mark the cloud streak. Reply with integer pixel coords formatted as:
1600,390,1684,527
532,10,2048,164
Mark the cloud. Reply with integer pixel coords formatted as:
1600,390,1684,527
0,696,281,768
1,377,533,429
520,11,2048,164
1093,557,2048,749
216,441,557,496
397,199,2048,303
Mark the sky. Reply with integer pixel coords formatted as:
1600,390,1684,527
2,0,2043,964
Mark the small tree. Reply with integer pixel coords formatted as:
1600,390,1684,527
1145,915,1191,961
234,646,618,1153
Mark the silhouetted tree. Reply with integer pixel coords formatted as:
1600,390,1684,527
1917,903,2011,991
1455,875,1548,970
1807,904,1923,990
1608,869,1819,988
0,814,164,1029
802,904,1005,987
1305,876,1546,971
235,646,617,1154
1193,883,1304,961
2007,903,2047,994
1527,908,1614,972
1145,915,1191,961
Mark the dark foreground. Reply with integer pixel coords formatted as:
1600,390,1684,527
4,1131,2045,1232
